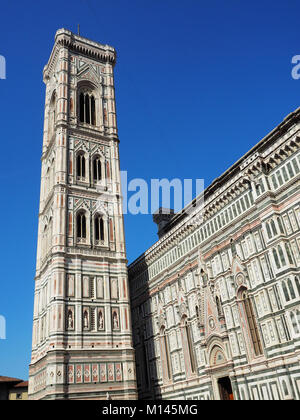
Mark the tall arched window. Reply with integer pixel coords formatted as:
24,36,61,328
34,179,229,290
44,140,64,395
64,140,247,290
278,245,286,266
266,222,272,239
79,92,84,122
77,212,86,241
49,91,56,140
91,96,95,125
85,93,90,124
285,243,294,265
287,278,296,299
180,316,196,375
282,281,290,302
76,152,86,179
79,90,96,126
270,219,277,236
159,326,171,381
93,156,102,183
277,217,285,234
184,319,196,373
216,296,222,316
273,248,281,269
95,214,104,242
241,289,263,356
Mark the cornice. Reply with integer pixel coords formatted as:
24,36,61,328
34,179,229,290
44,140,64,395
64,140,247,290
37,247,128,278
128,107,300,274
69,127,119,144
42,126,119,161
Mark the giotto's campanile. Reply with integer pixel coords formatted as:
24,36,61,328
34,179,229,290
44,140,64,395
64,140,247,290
29,29,137,400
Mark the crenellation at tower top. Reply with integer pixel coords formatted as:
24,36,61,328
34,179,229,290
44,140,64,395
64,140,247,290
44,28,116,82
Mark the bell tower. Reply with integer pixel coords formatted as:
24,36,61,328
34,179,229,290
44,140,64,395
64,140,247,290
29,29,137,400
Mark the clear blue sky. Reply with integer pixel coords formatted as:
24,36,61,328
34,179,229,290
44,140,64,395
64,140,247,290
0,0,300,380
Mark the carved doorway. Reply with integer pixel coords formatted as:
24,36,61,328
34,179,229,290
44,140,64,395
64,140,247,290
218,376,234,400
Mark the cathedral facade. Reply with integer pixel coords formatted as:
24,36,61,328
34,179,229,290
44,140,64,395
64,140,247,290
29,29,137,400
128,109,300,400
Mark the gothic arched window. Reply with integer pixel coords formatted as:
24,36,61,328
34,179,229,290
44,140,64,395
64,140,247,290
282,281,290,302
277,217,285,234
160,326,171,381
216,296,222,316
273,248,281,269
285,243,294,265
79,90,96,126
76,152,86,179
181,316,196,374
95,214,104,242
266,222,272,239
93,156,102,182
278,245,286,266
185,320,196,373
287,278,296,300
270,219,277,236
241,289,263,356
49,90,56,140
77,212,86,240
